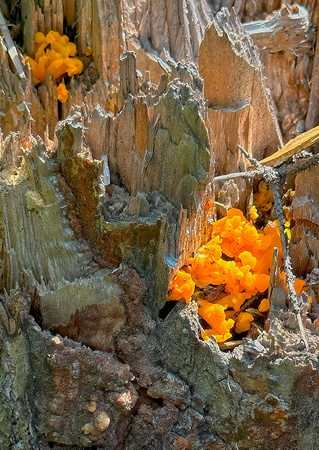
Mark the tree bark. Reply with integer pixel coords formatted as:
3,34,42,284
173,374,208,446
1,1,319,449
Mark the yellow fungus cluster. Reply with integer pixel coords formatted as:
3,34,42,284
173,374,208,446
167,208,309,344
24,31,84,103
254,181,274,213
167,270,195,304
56,83,69,103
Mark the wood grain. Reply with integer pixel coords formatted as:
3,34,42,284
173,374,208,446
259,124,319,166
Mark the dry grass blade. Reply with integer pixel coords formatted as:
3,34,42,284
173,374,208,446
259,124,319,167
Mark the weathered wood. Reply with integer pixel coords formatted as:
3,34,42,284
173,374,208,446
210,0,319,24
291,164,319,281
1,1,319,449
259,124,319,166
199,8,283,163
244,4,315,139
306,22,319,130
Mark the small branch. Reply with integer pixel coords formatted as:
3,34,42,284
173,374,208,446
269,176,309,350
268,247,279,302
214,170,259,182
215,152,319,183
278,153,319,177
259,124,319,167
237,144,259,167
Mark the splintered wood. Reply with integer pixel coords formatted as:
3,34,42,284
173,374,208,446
259,124,319,166
1,2,319,448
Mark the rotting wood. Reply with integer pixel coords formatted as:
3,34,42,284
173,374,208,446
0,1,319,449
244,4,316,140
198,8,283,164
306,20,319,130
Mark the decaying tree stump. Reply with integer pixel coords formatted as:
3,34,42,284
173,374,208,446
1,1,319,449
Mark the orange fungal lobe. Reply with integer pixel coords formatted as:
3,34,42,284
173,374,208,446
25,31,83,102
167,207,308,346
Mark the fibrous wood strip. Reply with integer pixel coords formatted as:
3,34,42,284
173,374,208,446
245,5,315,140
75,0,93,56
199,8,282,167
260,51,311,140
21,0,36,57
21,0,64,57
0,38,47,139
37,72,59,138
92,0,123,85
0,11,25,79
0,141,91,292
124,0,212,63
86,106,115,162
63,0,76,27
127,40,167,85
290,164,319,313
208,103,252,211
209,0,319,24
115,98,142,196
306,23,319,130
118,51,139,111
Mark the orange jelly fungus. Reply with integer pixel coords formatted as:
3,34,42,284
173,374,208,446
167,208,310,344
57,83,69,103
85,47,93,56
167,270,195,304
258,298,270,312
254,181,274,213
249,205,258,221
199,300,234,343
235,312,254,333
24,31,83,101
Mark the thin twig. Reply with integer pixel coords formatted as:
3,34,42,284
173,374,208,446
237,144,259,166
268,247,279,302
214,170,259,182
278,153,319,177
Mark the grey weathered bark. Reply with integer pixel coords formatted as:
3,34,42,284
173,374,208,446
1,1,319,449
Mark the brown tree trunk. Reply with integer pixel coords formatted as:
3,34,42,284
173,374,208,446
1,1,319,449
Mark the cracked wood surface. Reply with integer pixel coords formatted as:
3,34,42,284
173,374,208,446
0,1,319,449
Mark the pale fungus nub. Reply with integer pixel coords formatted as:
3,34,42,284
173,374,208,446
95,412,110,432
90,394,98,402
51,336,62,346
88,401,97,412
82,423,94,435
